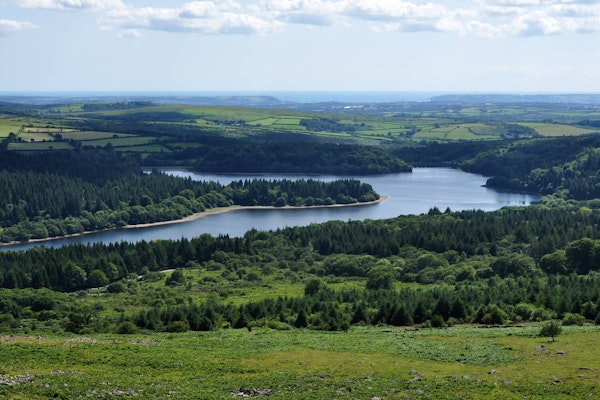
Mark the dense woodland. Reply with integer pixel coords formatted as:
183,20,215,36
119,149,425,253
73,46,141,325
191,142,411,174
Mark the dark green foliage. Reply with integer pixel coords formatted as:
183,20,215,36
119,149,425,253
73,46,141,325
366,264,395,290
106,281,127,293
195,142,411,175
115,321,137,334
166,269,186,286
300,117,356,133
87,270,109,288
565,238,600,274
539,320,562,341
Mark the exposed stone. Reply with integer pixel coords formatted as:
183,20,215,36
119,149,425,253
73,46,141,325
233,388,273,397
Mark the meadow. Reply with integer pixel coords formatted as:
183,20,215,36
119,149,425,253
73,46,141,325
1,325,598,399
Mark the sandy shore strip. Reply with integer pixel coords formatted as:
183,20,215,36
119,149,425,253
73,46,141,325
1,196,388,247
124,195,388,229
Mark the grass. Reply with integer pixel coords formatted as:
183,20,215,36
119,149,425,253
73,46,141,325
520,123,600,137
1,325,598,399
7,142,73,151
17,132,54,142
57,131,138,141
0,122,21,137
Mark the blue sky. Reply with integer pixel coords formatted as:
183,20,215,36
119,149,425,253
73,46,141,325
1,0,600,93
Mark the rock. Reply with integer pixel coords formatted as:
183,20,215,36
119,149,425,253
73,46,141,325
233,388,273,397
409,369,418,375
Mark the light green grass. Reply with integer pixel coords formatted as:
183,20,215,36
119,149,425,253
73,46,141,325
17,132,54,142
248,118,279,126
273,118,302,126
0,122,21,137
520,123,600,137
1,326,598,399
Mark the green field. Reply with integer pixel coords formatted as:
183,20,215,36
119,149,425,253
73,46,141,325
1,326,598,399
57,131,138,141
520,123,600,137
7,142,74,151
0,122,21,137
17,131,54,142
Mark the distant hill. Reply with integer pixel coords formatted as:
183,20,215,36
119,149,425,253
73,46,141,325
429,93,600,105
0,95,288,107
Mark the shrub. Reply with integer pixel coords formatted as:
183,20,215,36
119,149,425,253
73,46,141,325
562,313,585,326
106,281,126,293
166,320,190,332
116,321,137,334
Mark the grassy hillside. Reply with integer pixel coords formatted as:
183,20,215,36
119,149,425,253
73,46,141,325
1,326,598,399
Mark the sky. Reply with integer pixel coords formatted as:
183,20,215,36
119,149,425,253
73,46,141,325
1,0,600,94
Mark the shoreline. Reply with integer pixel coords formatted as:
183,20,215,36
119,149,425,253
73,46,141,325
0,196,388,248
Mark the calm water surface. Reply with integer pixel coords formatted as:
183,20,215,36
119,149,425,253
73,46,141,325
3,168,538,251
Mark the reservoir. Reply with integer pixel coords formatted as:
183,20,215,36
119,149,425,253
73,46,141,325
3,168,539,251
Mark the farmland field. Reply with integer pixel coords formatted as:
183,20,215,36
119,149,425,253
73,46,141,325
17,131,54,142
57,131,138,141
0,122,21,137
7,141,73,151
520,123,600,137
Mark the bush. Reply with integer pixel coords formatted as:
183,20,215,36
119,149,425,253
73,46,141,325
166,320,190,332
116,321,137,334
106,281,126,293
562,313,585,326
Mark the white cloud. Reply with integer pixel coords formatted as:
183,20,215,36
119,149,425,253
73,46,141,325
0,19,38,35
20,0,124,11
117,28,140,39
97,2,282,35
15,0,600,37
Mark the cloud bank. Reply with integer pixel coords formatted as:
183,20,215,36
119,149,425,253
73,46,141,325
15,0,600,37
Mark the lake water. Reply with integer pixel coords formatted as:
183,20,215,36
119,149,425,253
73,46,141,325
2,168,539,251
